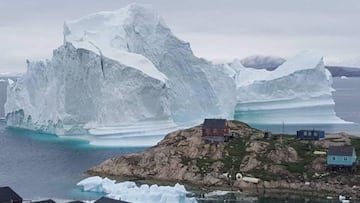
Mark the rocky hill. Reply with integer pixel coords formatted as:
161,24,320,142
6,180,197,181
88,120,360,198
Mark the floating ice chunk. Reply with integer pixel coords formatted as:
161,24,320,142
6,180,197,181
204,190,230,197
77,176,197,203
77,176,116,192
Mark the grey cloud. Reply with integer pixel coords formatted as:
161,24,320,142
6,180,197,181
0,0,359,72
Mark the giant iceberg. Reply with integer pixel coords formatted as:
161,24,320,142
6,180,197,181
5,3,345,145
5,4,235,139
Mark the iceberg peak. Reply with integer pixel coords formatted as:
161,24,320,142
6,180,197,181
63,3,168,82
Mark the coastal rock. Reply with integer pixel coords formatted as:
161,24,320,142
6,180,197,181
311,157,326,172
267,145,298,164
88,121,360,198
88,120,259,186
240,155,261,172
267,164,287,174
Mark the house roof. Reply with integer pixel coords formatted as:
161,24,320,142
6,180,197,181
0,187,22,202
67,201,85,203
328,146,354,156
298,129,324,133
33,199,56,203
95,197,130,203
203,119,227,129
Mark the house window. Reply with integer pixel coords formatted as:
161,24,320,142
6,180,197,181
304,131,307,136
332,156,336,160
314,132,318,136
344,157,348,161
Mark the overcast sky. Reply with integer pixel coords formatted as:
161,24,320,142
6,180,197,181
1,0,360,73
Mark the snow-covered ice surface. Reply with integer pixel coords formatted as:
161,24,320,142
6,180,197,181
5,4,346,146
63,6,167,83
77,176,197,203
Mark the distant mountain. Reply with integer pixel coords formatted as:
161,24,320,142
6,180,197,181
240,55,285,71
325,66,360,77
240,55,360,77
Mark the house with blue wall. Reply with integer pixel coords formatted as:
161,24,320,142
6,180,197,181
296,129,325,140
327,146,357,172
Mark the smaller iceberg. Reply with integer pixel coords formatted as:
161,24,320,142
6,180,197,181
227,51,347,124
77,176,197,203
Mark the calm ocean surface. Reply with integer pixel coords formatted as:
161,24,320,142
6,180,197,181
0,77,359,202
0,126,146,200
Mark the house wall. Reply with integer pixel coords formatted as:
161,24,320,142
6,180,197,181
327,155,355,166
202,127,229,136
296,130,325,140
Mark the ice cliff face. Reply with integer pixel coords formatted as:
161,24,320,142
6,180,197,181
6,43,171,135
227,51,345,124
5,4,235,136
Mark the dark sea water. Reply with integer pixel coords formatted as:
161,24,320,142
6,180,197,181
0,125,146,200
0,77,359,202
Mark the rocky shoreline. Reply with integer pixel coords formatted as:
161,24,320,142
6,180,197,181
87,120,360,199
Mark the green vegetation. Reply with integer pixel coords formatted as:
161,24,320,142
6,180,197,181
254,134,327,180
180,156,192,166
350,137,360,157
196,158,217,176
283,162,306,174
223,136,248,174
286,140,323,178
